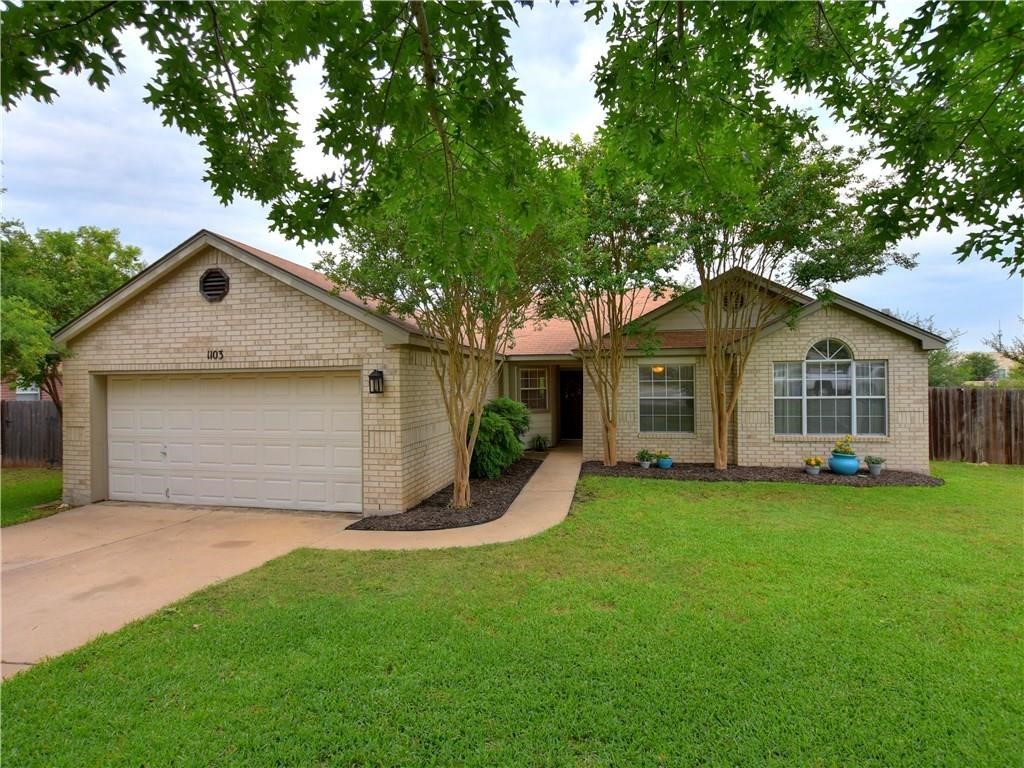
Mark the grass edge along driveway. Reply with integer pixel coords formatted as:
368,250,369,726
2,462,1021,767
1,467,62,527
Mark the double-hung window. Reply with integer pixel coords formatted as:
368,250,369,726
639,364,695,432
773,339,887,436
518,368,548,410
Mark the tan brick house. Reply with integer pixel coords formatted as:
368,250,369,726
56,230,943,516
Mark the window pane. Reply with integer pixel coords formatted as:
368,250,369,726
836,363,852,396
639,365,695,432
856,397,886,434
808,339,852,361
774,399,801,434
640,397,694,433
519,368,547,410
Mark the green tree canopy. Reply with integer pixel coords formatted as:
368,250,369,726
592,1,1024,273
958,351,1000,382
0,220,144,411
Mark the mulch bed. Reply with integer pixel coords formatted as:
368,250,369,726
581,461,944,487
347,458,544,531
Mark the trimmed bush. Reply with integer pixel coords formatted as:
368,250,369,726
469,411,524,479
482,397,530,439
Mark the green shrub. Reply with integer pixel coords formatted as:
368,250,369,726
482,397,530,439
529,434,550,451
469,411,524,479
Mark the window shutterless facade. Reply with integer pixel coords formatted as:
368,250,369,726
639,364,695,433
518,368,548,410
773,340,887,436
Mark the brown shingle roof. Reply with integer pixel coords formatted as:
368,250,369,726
215,233,422,335
509,290,677,356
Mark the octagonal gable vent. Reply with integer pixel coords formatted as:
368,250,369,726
200,268,230,302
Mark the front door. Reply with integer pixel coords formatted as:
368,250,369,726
559,369,583,440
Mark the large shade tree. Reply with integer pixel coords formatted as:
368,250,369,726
3,1,546,507
537,138,678,466
591,1,1024,273
0,220,144,414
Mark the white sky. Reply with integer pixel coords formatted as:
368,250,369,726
1,2,1020,349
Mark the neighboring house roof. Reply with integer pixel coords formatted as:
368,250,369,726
53,230,420,345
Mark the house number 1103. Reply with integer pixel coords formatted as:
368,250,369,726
207,349,224,360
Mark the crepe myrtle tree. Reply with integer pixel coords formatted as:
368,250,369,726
676,142,914,470
318,146,558,508
537,138,679,466
590,1,1024,274
0,220,144,415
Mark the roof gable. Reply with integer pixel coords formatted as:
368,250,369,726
761,294,948,350
53,230,416,345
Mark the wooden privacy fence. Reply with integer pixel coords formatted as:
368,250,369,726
1,401,62,467
929,387,1024,465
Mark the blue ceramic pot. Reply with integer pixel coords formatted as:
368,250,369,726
828,452,860,475
657,457,673,469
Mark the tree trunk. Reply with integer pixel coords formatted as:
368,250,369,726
713,395,730,470
602,419,617,466
42,370,62,418
708,359,730,470
451,433,472,508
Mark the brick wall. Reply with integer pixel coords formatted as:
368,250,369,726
737,305,931,473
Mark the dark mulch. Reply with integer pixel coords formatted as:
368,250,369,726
581,461,944,487
348,458,544,531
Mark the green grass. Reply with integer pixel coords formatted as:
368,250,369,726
3,462,1021,766
1,467,63,527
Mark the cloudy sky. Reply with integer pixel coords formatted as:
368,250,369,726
2,2,1020,349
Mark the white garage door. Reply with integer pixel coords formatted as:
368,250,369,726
107,373,362,512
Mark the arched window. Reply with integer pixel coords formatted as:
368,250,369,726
773,340,887,436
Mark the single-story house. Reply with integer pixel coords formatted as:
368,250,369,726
55,230,944,515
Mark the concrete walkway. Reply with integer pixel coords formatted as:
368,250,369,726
1,447,581,678
315,445,582,550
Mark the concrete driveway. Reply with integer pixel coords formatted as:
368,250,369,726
1,502,351,678
1,448,581,679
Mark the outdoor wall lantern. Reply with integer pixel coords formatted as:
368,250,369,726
368,369,385,394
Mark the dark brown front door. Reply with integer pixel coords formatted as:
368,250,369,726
559,369,583,440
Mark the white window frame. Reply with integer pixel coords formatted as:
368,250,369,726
518,367,548,411
638,363,696,434
773,340,888,437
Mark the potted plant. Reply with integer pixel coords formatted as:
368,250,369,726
865,455,885,477
828,434,860,476
655,451,673,469
803,456,824,476
529,434,550,452
635,448,655,469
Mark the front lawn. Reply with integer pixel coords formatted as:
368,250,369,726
3,462,1021,766
1,467,63,527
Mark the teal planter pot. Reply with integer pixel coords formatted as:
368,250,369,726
657,457,673,469
829,452,860,475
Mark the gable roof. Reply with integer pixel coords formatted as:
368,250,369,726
760,293,949,350
53,230,420,345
